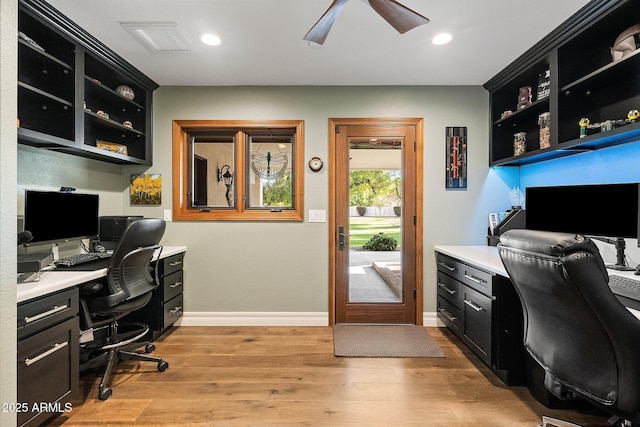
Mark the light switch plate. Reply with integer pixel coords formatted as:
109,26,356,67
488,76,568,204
308,209,326,223
163,209,172,222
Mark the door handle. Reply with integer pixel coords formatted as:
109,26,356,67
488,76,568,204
338,225,345,250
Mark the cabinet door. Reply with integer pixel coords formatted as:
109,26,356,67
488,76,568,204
462,286,493,365
17,317,78,427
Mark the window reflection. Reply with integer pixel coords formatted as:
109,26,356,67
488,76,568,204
191,134,235,208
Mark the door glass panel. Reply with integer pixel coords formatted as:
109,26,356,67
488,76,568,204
348,139,402,303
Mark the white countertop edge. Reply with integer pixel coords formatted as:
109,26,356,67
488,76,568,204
17,245,186,304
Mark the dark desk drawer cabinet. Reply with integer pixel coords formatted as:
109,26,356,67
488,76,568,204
462,286,492,365
126,251,186,340
435,251,524,386
17,288,79,427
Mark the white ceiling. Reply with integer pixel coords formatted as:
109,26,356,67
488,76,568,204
46,0,591,87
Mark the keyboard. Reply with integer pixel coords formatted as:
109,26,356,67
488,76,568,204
609,274,640,301
56,252,108,267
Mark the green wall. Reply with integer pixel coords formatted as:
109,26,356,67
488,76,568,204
14,85,516,321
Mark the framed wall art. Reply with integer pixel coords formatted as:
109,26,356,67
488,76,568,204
445,126,467,189
130,173,162,205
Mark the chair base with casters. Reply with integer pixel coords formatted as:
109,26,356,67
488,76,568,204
79,311,169,400
79,218,169,400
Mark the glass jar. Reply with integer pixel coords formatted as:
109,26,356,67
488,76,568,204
538,112,551,149
513,132,527,156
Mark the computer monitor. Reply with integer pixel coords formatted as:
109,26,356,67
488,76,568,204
525,183,640,270
23,190,99,246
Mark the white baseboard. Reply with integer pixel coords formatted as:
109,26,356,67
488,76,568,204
178,312,445,327
178,312,329,326
423,312,446,327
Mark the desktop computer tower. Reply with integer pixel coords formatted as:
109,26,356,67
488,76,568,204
98,216,143,250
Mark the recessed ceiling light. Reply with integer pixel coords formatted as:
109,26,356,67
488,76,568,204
432,33,453,45
201,33,221,46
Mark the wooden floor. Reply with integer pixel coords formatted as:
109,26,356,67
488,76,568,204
50,326,612,426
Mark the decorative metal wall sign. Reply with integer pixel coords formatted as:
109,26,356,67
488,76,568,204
445,127,467,189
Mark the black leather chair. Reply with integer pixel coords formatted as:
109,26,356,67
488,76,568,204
498,229,640,427
79,218,169,400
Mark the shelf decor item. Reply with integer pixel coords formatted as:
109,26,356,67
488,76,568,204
611,24,640,61
96,140,127,155
445,126,467,189
513,132,527,156
517,86,532,110
116,84,135,100
536,70,550,101
538,112,551,149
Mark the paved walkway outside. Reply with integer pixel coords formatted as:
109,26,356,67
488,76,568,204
349,250,401,302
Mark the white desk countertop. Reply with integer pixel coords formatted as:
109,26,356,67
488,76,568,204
434,244,640,320
17,245,186,304
434,245,507,277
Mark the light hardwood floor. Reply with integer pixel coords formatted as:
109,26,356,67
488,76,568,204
50,326,611,426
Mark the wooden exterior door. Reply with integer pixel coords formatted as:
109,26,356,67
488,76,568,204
329,118,423,324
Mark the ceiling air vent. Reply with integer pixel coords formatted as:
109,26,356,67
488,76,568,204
120,22,192,53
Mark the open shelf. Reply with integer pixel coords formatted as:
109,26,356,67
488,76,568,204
18,0,158,166
485,0,640,167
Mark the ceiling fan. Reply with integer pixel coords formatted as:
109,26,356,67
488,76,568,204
304,0,430,45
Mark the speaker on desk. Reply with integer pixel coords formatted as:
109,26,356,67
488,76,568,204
98,216,143,250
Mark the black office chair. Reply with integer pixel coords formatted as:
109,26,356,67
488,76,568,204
79,218,169,400
498,229,640,427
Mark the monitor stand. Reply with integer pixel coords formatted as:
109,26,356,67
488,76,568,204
590,236,635,271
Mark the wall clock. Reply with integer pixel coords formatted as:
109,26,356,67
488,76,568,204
308,156,323,172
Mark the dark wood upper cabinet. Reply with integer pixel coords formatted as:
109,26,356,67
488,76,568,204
18,0,158,165
484,0,640,166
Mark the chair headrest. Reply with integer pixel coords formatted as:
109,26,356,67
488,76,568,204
499,229,600,258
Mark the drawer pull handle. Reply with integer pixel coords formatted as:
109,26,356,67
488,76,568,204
169,282,183,288
437,283,456,295
24,341,68,366
24,304,68,324
438,308,457,322
170,306,182,314
464,274,484,284
438,262,456,272
169,261,182,267
464,299,484,312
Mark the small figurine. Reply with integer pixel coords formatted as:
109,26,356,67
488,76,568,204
628,110,639,122
579,118,590,138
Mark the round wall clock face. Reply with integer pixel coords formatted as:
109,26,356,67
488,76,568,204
308,156,323,172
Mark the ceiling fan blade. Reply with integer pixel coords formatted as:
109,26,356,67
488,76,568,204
366,0,429,34
304,0,351,44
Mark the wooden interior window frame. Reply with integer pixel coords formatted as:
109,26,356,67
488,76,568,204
172,119,304,221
